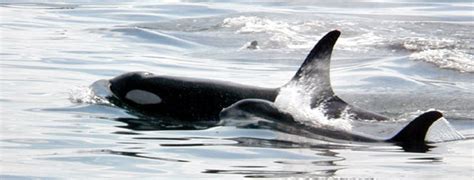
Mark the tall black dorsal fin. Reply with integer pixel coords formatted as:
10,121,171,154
284,30,341,106
388,111,443,144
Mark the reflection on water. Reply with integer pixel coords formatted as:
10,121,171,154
86,149,189,162
113,115,436,153
202,168,338,178
114,117,216,131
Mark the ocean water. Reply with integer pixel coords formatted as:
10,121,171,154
1,1,473,179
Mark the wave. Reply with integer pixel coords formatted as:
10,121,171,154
110,27,204,50
69,79,112,105
401,37,473,73
220,16,320,49
220,16,473,73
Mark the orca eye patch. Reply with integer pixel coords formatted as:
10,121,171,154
125,89,162,105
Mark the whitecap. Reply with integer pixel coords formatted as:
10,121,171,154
410,49,474,73
402,37,473,73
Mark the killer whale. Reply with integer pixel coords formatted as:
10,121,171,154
105,30,386,121
219,98,443,152
100,30,451,150
107,72,278,120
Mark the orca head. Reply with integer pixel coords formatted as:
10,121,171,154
109,71,163,106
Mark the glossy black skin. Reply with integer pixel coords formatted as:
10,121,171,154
105,30,446,152
109,71,279,121
107,30,389,121
219,99,443,152
108,72,387,121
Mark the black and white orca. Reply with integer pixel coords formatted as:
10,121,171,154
105,30,385,121
100,30,446,149
219,98,443,152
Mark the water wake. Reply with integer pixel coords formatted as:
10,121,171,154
275,85,353,131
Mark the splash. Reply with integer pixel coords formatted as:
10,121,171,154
68,80,112,105
274,85,466,143
337,32,385,52
221,16,317,48
410,49,474,73
239,40,260,50
274,85,353,131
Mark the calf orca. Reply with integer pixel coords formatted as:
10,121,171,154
106,30,386,121
219,98,443,152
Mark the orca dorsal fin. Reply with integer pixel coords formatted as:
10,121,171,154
389,111,443,144
284,30,341,106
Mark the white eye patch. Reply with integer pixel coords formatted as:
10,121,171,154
125,89,162,105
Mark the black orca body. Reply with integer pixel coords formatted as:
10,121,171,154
106,30,385,121
219,98,443,152
108,72,277,120
102,30,447,150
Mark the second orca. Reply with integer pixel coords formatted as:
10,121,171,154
96,30,451,150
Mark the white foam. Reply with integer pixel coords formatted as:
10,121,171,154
337,32,385,52
410,49,474,73
68,86,108,105
403,37,474,73
222,16,293,34
274,85,353,131
239,40,260,50
221,16,314,49
69,79,112,105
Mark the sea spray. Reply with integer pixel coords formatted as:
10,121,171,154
69,80,112,105
274,85,353,131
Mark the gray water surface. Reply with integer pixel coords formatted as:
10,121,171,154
1,1,473,179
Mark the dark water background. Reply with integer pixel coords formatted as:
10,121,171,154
1,1,473,179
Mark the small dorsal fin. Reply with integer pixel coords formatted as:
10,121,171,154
389,111,443,144
284,30,341,106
